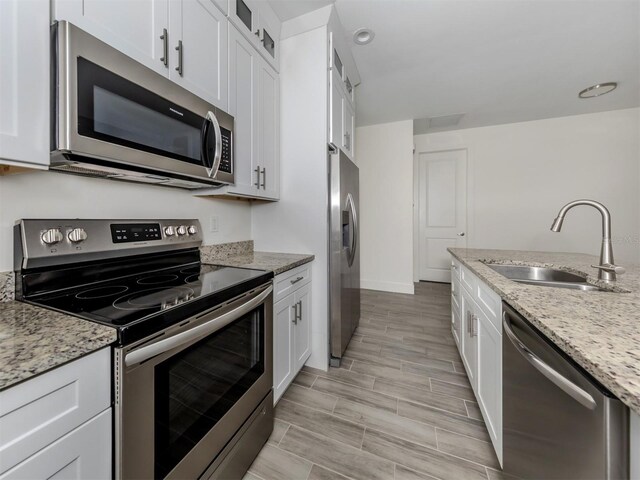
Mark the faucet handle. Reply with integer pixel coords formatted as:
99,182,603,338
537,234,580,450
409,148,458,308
591,264,626,275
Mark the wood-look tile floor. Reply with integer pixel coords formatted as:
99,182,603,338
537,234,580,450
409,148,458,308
245,282,507,480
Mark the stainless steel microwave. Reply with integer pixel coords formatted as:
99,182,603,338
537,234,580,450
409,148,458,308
51,21,234,189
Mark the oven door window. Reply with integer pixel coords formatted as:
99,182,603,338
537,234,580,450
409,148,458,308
154,307,264,478
76,57,207,166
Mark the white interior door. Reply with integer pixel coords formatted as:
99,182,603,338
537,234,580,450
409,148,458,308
417,149,467,282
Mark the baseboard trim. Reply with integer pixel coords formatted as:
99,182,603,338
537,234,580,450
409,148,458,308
361,279,415,295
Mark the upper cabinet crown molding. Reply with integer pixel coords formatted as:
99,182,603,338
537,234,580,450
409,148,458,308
0,0,50,170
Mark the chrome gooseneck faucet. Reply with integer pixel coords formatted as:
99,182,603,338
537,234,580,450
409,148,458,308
550,199,625,282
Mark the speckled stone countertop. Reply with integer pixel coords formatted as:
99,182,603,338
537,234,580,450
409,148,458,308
448,247,640,415
0,301,117,391
209,252,315,275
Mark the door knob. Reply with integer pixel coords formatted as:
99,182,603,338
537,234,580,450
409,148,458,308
457,232,465,237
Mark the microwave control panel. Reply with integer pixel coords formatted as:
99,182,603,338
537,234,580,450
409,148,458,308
218,127,232,174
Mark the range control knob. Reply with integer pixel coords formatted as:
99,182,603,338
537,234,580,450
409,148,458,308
177,225,188,236
41,228,63,245
68,228,88,243
164,226,176,237
187,225,198,235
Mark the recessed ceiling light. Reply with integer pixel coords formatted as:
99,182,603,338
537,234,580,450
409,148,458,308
353,28,375,46
578,82,617,99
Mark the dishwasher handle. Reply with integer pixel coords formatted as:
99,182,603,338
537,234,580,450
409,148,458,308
502,311,597,410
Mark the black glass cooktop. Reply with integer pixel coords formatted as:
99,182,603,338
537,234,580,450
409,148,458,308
24,262,272,345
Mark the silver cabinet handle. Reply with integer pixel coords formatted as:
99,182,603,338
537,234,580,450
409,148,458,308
466,311,471,333
260,167,266,189
290,276,304,285
503,312,597,410
175,40,183,76
292,303,298,324
457,232,465,237
472,314,478,337
125,285,272,366
254,166,260,188
296,301,302,322
160,28,169,67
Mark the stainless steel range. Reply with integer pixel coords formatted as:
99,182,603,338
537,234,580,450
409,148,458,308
14,219,274,479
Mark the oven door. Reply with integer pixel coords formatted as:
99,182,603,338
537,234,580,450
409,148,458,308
53,21,234,186
115,284,273,480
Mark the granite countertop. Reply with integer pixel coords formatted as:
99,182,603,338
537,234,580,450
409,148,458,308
209,251,315,275
449,247,640,415
0,301,117,391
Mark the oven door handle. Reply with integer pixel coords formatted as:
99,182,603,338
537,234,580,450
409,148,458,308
125,285,273,366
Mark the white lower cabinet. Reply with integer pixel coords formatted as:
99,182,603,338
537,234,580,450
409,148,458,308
451,256,503,466
460,286,478,390
0,348,112,478
0,410,111,480
273,264,313,403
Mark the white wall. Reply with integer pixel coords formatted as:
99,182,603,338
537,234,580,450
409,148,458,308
0,171,252,271
415,107,640,266
355,120,415,294
251,26,330,370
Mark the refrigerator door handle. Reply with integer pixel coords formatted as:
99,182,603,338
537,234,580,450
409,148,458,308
346,193,358,267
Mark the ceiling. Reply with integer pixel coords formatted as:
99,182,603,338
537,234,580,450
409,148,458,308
270,0,640,131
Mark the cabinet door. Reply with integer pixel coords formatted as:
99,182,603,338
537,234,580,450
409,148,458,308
54,0,169,76
0,0,49,169
294,282,312,371
229,0,259,45
460,288,478,390
256,6,280,71
226,25,260,197
256,57,280,200
343,98,355,159
477,311,502,464
0,409,111,480
169,0,228,109
273,294,295,403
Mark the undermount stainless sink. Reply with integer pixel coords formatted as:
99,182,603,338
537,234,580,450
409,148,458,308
485,264,608,292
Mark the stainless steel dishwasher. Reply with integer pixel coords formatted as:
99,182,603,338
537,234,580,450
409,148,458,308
502,302,629,479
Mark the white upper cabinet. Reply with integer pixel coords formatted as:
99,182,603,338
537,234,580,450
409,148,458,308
226,26,259,197
54,0,169,76
343,99,355,158
196,26,279,200
228,0,280,71
257,57,280,200
328,32,356,160
169,0,228,110
0,0,50,169
55,0,228,109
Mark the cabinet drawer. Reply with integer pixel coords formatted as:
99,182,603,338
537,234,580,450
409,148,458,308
451,277,461,313
0,348,110,474
274,263,311,303
0,409,111,480
460,264,477,294
476,280,502,333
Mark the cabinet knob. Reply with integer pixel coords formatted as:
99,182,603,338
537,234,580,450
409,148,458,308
457,232,465,237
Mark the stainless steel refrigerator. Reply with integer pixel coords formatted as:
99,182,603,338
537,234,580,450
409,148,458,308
329,149,360,366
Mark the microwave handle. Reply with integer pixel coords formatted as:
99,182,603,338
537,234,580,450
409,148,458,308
201,111,222,178
124,285,272,366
